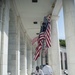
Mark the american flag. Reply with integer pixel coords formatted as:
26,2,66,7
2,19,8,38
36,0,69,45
34,32,45,60
44,15,51,47
45,21,51,47
34,15,51,60
31,36,38,45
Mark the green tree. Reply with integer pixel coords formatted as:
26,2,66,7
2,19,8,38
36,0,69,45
59,39,66,47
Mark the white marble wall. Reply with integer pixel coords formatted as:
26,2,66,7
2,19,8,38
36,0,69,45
62,0,75,75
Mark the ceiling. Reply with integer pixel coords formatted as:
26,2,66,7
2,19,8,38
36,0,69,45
15,0,56,40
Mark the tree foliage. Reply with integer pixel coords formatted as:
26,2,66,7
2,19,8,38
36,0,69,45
59,39,66,47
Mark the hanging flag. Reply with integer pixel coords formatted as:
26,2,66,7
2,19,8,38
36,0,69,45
45,21,51,47
34,25,45,60
34,15,51,60
31,36,38,45
43,15,51,47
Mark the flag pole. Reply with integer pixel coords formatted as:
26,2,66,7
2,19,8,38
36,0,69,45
41,39,45,67
41,0,56,67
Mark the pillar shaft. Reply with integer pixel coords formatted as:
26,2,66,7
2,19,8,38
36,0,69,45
51,15,61,75
62,0,75,75
20,35,25,75
0,0,10,75
32,48,37,72
8,9,20,75
16,18,20,75
41,49,46,66
27,46,32,75
0,3,3,56
37,54,41,66
48,47,52,66
20,32,27,75
24,34,27,75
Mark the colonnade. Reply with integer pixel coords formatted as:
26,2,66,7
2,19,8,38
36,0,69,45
0,0,75,75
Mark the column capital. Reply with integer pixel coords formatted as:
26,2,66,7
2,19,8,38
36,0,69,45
51,15,59,21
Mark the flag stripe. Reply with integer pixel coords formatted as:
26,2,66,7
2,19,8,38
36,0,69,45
34,45,42,60
45,22,51,47
32,36,38,45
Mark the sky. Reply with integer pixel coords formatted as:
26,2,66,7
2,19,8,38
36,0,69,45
58,8,65,40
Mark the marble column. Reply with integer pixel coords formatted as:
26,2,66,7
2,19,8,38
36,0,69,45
20,32,27,75
8,9,20,75
24,33,28,75
32,47,37,72
37,54,41,67
0,2,3,57
0,0,10,75
48,47,52,66
24,33,27,75
16,17,20,75
0,2,3,70
62,0,75,75
41,50,46,65
20,33,24,75
27,44,32,75
51,15,61,75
